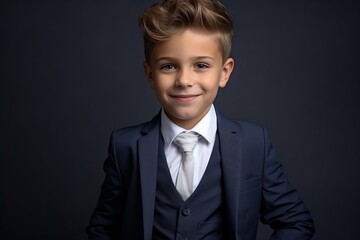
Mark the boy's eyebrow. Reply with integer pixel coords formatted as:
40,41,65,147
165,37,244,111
155,56,215,63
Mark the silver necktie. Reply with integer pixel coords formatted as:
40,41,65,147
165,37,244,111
174,131,199,200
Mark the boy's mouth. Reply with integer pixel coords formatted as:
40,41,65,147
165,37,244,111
170,94,201,103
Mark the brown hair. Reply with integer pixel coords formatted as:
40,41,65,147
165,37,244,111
139,0,233,64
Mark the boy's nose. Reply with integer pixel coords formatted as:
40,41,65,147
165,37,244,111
175,69,194,87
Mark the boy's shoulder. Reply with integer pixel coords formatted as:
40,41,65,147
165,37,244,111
216,113,271,148
109,112,268,147
110,113,161,142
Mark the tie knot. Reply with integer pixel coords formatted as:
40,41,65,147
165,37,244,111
174,131,199,153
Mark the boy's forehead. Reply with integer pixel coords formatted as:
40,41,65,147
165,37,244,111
151,28,222,60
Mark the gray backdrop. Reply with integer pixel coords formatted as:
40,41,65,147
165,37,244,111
1,0,359,239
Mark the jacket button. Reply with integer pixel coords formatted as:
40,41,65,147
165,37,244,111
182,208,191,216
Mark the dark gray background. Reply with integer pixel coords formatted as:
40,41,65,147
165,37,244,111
1,0,359,239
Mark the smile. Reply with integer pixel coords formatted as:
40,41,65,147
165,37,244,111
170,94,201,104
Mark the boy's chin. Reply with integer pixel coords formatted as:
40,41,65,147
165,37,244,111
165,109,210,128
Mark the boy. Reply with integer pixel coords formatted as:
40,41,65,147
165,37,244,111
87,0,315,239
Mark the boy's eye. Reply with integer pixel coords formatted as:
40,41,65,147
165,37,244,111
194,63,209,70
160,64,176,71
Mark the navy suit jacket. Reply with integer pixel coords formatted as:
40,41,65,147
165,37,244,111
87,112,314,240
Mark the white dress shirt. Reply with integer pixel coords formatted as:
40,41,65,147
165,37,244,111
160,105,217,191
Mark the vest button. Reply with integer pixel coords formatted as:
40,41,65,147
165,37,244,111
182,208,191,216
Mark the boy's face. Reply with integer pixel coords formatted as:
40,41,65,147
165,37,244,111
144,28,234,129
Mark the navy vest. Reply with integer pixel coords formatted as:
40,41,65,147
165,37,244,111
153,133,226,240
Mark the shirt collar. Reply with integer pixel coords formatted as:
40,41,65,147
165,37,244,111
161,105,217,147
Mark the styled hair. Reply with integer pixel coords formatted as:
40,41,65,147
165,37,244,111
139,0,233,64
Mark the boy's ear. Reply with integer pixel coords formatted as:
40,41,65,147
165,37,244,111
219,57,235,88
143,62,155,88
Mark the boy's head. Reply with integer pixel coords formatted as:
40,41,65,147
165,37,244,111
139,0,233,64
139,0,235,129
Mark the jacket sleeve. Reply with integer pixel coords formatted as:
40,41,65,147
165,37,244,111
86,130,125,240
260,127,315,239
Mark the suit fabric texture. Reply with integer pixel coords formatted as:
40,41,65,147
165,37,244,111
87,111,315,240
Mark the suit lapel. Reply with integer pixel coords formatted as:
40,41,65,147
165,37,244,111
138,113,161,240
217,113,243,240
